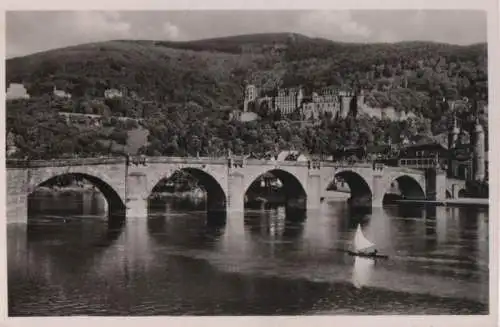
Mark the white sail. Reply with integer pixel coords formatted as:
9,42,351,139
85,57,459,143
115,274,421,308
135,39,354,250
353,225,375,252
352,256,375,289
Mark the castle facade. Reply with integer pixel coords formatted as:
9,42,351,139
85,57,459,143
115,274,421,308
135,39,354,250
243,84,357,119
242,84,418,121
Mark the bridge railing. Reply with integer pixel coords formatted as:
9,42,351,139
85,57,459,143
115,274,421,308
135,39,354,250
386,166,427,175
6,156,433,175
144,156,227,165
398,158,440,169
244,159,309,167
321,161,373,168
6,157,126,168
143,157,321,167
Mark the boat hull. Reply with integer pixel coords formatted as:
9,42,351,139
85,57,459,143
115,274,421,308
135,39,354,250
347,250,389,259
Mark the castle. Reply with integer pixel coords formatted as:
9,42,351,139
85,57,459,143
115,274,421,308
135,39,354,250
242,84,418,121
446,112,487,181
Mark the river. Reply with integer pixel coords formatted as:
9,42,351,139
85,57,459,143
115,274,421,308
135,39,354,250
7,192,489,316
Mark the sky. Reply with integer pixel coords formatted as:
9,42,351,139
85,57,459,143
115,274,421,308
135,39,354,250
5,10,487,58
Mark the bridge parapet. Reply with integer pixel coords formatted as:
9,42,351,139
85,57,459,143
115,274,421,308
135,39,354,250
387,166,427,175
144,156,227,165
7,156,432,176
6,157,126,168
321,161,374,169
244,159,309,167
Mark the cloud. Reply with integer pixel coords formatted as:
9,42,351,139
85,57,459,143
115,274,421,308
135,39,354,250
72,11,131,37
6,10,486,58
6,11,133,57
163,21,181,40
377,30,399,43
410,10,426,26
297,11,372,41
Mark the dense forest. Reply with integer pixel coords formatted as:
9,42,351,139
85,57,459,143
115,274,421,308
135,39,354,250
6,33,488,160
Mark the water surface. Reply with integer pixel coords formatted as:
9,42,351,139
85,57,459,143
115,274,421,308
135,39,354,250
8,193,489,316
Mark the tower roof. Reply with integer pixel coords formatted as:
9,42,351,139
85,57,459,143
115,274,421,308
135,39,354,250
474,118,484,133
449,114,460,134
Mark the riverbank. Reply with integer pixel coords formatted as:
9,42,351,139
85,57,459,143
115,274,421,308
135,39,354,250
396,198,489,207
34,186,97,194
150,190,205,199
323,191,351,199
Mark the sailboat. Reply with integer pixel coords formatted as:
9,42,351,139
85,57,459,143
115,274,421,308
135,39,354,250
348,224,388,259
351,256,375,289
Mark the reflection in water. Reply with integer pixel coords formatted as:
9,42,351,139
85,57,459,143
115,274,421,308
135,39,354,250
149,196,207,213
147,212,226,250
364,208,393,250
7,195,489,316
384,203,425,219
244,206,306,239
352,257,375,289
29,190,107,219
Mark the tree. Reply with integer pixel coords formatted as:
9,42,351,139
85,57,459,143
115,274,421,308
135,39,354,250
273,110,282,121
165,139,179,156
232,138,245,155
188,135,202,156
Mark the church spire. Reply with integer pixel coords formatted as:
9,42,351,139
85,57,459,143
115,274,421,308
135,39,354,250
473,117,485,181
449,112,460,140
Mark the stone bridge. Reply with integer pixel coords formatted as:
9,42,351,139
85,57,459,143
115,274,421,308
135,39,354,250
6,156,461,224
446,178,467,198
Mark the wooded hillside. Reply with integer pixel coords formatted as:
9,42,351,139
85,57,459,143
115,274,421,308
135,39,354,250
6,33,488,159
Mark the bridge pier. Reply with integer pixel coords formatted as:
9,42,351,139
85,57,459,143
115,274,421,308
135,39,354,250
435,170,447,202
306,172,322,210
7,193,28,224
7,168,30,224
424,168,448,202
372,171,384,208
125,171,149,218
227,172,245,213
126,198,148,218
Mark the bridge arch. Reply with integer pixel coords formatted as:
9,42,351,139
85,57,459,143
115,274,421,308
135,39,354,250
244,169,307,210
457,188,467,198
383,174,426,203
148,167,227,215
446,179,467,199
324,169,373,207
447,186,467,199
29,172,126,222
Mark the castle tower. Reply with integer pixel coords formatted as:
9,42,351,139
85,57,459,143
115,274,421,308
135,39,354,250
447,114,460,177
340,92,352,118
296,87,304,108
448,114,460,149
356,89,365,115
473,118,486,181
458,129,469,145
243,84,257,112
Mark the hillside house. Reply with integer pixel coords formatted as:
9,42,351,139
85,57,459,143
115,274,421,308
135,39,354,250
6,83,30,100
6,131,19,157
104,88,123,99
53,86,72,99
276,150,309,162
229,110,259,122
